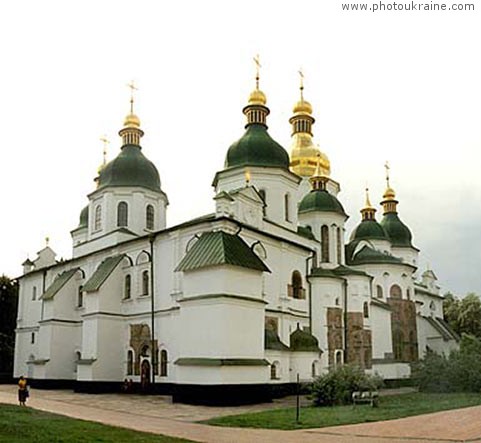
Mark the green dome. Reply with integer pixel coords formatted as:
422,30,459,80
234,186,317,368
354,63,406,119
78,205,89,228
225,124,290,170
381,213,413,247
298,190,346,216
98,145,161,192
350,220,389,242
348,244,403,266
290,326,320,352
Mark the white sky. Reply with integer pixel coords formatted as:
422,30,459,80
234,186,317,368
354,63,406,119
1,0,480,296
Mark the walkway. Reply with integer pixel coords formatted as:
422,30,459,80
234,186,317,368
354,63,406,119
1,385,480,442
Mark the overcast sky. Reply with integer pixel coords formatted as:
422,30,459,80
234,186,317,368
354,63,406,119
0,0,480,296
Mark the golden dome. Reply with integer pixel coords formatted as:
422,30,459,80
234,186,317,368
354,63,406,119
293,99,312,115
248,88,267,106
123,112,141,128
383,187,396,200
290,135,330,177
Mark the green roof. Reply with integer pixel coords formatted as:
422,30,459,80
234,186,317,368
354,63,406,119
297,225,316,240
175,231,270,273
422,316,459,341
83,255,125,292
298,190,346,216
380,212,413,247
41,268,79,300
224,124,290,170
290,326,320,352
265,329,290,351
310,264,368,278
97,145,161,192
349,245,403,266
350,219,388,242
78,205,89,228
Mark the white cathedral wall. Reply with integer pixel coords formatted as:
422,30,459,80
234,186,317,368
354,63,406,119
371,362,410,379
290,352,320,383
182,266,263,298
391,246,419,268
176,365,268,385
265,350,290,383
370,306,393,360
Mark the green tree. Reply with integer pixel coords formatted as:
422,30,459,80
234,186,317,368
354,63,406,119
443,292,481,338
0,275,18,376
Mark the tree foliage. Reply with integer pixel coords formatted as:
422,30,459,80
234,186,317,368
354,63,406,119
0,275,18,374
443,292,481,338
310,364,383,406
413,334,481,393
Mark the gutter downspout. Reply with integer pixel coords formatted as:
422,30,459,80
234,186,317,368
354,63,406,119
41,270,47,321
343,278,348,364
149,234,156,390
305,250,316,333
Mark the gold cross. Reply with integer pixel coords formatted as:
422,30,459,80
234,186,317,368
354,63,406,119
100,135,109,165
384,161,391,188
253,54,261,89
127,80,138,113
298,68,304,100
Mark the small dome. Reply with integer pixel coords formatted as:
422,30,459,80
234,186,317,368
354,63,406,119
290,137,330,177
383,187,396,199
381,213,413,247
98,145,161,192
298,189,346,216
248,89,267,106
225,124,290,170
290,325,320,352
293,99,312,115
350,220,389,242
78,205,89,228
123,113,141,128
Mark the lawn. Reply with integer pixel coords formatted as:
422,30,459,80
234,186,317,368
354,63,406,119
0,404,195,443
204,392,481,430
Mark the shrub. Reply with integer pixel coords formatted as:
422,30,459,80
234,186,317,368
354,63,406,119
412,334,481,393
310,364,383,406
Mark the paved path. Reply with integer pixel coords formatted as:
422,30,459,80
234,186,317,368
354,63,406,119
1,385,481,442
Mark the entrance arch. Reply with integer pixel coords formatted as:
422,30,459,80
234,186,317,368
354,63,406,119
140,359,151,392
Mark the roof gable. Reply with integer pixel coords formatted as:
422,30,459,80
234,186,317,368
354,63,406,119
83,255,125,292
41,268,79,300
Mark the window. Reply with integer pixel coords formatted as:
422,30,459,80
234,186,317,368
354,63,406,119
146,205,154,230
259,189,266,216
77,286,83,307
160,350,168,376
407,289,411,300
31,332,35,344
32,286,37,301
336,227,342,264
142,270,149,296
311,360,319,377
376,285,383,298
270,361,280,379
124,275,131,299
321,225,329,263
390,284,402,299
289,271,304,299
363,302,369,318
94,205,102,231
117,201,128,227
284,193,290,221
335,350,343,367
127,350,133,375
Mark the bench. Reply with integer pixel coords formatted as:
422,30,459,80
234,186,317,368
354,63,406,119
352,390,379,407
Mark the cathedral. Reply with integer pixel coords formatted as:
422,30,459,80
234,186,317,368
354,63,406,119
14,69,459,404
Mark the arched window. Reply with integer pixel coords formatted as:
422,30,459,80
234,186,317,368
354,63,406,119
311,360,319,378
259,189,266,216
94,205,102,231
407,289,411,300
32,286,37,300
390,284,402,299
321,225,329,263
31,332,35,344
270,361,280,379
376,285,383,298
363,302,369,318
127,350,134,375
336,227,342,264
335,350,343,367
290,271,304,299
117,201,128,227
124,275,131,299
77,286,83,307
142,270,149,296
146,205,154,230
160,350,168,376
284,193,290,222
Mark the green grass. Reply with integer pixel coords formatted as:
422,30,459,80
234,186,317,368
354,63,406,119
0,404,195,443
204,392,481,430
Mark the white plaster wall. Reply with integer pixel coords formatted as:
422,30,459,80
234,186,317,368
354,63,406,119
289,352,320,382
265,350,290,383
370,306,393,359
372,362,410,379
176,365,268,384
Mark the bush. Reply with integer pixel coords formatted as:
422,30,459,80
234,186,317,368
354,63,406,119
412,334,481,393
310,365,383,406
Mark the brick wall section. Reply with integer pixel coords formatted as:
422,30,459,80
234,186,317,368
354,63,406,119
346,312,372,369
326,307,343,366
388,298,418,362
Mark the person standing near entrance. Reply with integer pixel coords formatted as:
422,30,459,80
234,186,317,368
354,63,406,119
18,376,28,406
